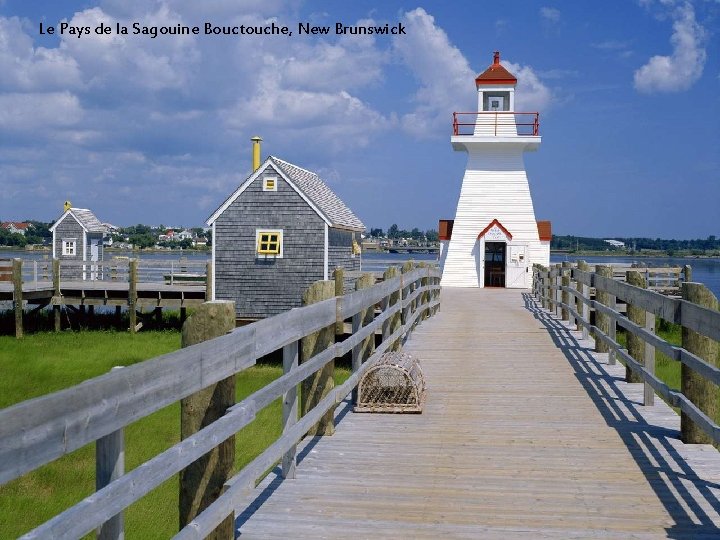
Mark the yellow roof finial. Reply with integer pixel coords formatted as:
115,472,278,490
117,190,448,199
251,136,262,172
64,200,72,212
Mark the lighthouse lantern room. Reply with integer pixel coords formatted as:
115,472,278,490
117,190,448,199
440,51,551,288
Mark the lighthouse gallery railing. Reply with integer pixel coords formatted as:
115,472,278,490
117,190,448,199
452,111,540,136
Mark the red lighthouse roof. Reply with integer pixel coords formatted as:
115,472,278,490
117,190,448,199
475,51,517,86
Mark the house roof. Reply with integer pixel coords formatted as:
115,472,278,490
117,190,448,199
1,222,30,230
207,156,365,231
475,51,517,86
49,208,105,233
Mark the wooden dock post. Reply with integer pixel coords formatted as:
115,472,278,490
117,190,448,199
333,267,345,336
381,266,401,351
179,300,236,539
683,264,692,284
626,271,646,384
352,273,375,404
96,366,125,540
205,261,213,301
681,282,719,444
561,261,572,321
401,261,414,333
577,261,590,339
594,265,612,356
554,263,562,317
53,259,61,332
301,280,336,436
128,259,138,334
12,258,22,339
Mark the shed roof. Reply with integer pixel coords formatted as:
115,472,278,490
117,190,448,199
207,156,365,231
49,208,105,233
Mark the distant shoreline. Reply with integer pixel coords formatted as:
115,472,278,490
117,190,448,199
550,250,720,259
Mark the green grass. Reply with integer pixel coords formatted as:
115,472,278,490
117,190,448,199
0,330,349,538
616,320,682,392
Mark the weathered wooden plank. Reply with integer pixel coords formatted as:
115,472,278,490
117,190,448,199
21,403,256,539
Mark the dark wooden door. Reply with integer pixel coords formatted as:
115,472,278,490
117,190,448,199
484,241,506,287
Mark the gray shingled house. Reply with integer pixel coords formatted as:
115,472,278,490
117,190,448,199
207,155,365,320
49,208,105,280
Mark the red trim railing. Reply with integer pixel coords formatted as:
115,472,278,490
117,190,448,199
452,112,540,136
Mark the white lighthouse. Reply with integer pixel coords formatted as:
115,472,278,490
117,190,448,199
439,51,551,288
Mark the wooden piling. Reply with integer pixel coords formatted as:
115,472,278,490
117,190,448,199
12,258,22,339
205,261,213,301
300,280,336,436
681,283,719,445
179,300,236,539
352,273,375,404
561,261,572,321
594,265,613,354
281,339,299,479
53,259,61,332
128,259,138,334
333,267,345,335
401,261,414,333
626,271,646,384
577,261,590,339
381,266,401,351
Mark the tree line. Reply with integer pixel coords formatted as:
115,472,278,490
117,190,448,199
552,235,720,254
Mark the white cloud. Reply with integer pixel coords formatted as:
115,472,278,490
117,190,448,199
392,8,474,136
0,92,83,131
540,7,561,22
634,2,706,93
393,8,553,135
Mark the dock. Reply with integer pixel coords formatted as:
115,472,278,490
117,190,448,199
236,288,720,538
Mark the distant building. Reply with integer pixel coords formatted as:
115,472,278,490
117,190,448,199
176,230,193,241
1,222,32,236
207,152,365,321
604,239,625,248
49,207,105,280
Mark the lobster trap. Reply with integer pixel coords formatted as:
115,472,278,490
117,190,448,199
354,352,426,413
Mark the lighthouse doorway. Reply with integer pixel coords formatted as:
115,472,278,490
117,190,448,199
484,241,506,287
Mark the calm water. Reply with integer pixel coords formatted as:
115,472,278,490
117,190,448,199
550,254,720,299
3,249,718,298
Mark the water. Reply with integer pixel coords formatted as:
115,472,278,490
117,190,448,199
550,254,720,299
4,248,718,298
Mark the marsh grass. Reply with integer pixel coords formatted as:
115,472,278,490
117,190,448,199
0,330,349,538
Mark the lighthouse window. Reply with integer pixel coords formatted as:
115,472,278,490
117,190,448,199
256,229,283,257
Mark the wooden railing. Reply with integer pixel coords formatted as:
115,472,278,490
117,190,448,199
0,264,441,539
533,263,720,445
12,257,209,285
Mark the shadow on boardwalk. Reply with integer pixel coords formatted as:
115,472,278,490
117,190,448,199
523,293,720,539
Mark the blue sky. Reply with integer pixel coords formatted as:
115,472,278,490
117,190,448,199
0,0,718,238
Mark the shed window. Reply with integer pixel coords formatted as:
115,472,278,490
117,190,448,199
263,177,277,191
256,229,283,257
62,239,77,256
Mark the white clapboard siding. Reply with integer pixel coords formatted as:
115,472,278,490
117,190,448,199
442,144,547,287
473,113,518,136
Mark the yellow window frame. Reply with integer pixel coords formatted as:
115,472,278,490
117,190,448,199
257,231,282,255
263,177,277,191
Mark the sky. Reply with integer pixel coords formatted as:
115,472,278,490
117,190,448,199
0,0,718,238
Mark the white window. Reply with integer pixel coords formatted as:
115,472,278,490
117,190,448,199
263,177,278,191
62,239,77,256
256,229,283,258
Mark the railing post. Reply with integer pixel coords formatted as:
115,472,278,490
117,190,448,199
205,261,213,301
401,261,414,336
381,266,401,351
179,300,236,539
554,263,562,317
683,264,692,284
577,261,590,340
128,259,138,334
281,340,299,479
301,280,336,436
96,366,125,540
594,265,612,358
12,258,22,339
53,258,61,332
561,261,571,321
644,309,656,406
626,271,646,384
351,273,375,405
681,283,719,444
333,267,345,336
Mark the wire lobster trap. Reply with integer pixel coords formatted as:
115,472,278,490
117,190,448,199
354,351,426,413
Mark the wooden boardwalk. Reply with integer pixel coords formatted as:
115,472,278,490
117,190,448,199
236,288,720,539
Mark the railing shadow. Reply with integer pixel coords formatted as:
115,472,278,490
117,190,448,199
522,292,720,538
235,398,353,533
